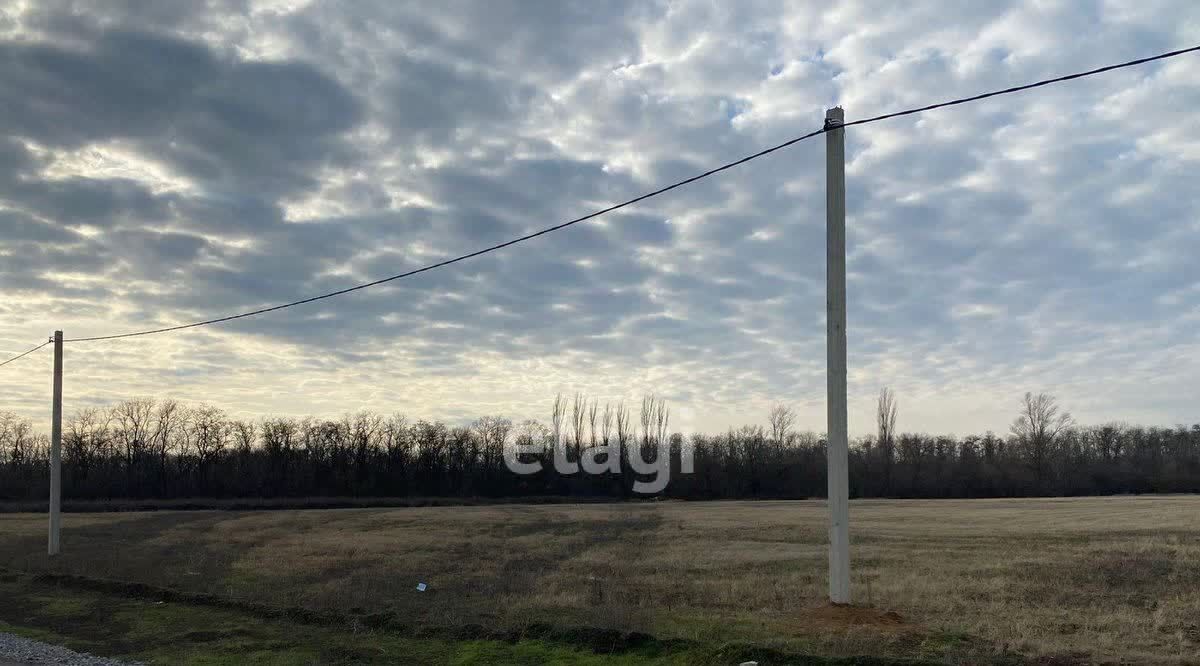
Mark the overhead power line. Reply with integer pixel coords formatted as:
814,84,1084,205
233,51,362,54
68,128,835,343
36,43,1200,343
0,340,50,368
840,44,1200,129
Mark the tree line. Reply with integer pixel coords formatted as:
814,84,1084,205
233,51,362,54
1,391,1197,501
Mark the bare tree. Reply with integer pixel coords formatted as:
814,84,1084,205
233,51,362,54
877,387,899,493
112,398,156,467
640,394,654,446
615,401,632,449
150,399,187,475
1011,392,1074,486
0,411,34,466
515,419,550,449
231,420,256,454
587,399,599,448
190,405,230,465
601,402,613,446
383,414,410,459
347,411,384,479
65,407,111,472
768,404,795,444
551,393,567,458
615,400,633,484
261,416,298,458
472,415,513,467
654,397,670,447
877,388,898,447
1011,392,1074,445
571,392,587,451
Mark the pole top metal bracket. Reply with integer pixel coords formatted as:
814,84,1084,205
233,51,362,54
824,106,844,129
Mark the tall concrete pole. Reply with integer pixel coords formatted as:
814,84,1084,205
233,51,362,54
824,107,850,604
48,330,62,556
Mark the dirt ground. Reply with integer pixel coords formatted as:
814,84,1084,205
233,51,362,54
2,496,1198,664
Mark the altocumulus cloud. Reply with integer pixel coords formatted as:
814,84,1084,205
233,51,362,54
1,0,1198,435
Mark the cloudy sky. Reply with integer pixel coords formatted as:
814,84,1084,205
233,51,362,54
1,0,1197,436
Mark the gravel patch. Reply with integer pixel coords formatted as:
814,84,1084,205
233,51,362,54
0,632,141,665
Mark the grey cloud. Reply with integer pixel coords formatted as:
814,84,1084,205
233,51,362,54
0,28,362,197
1,175,169,230
23,0,243,35
380,57,543,147
169,194,286,236
109,229,209,265
0,210,79,243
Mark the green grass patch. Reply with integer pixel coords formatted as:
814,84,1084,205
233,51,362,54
27,592,94,617
1,575,944,665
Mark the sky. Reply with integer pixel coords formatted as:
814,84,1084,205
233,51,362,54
1,0,1198,437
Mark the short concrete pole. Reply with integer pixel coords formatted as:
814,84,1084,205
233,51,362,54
48,330,62,556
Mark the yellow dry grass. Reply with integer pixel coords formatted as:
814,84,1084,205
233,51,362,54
2,496,1198,663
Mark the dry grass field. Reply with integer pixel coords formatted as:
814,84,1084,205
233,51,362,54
2,496,1199,664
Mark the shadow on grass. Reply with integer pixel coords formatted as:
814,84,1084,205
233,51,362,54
0,510,253,592
0,568,966,665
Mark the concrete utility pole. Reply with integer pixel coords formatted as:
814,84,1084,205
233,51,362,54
824,107,850,604
48,330,62,556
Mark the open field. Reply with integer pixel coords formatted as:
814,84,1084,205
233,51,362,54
2,497,1199,664
0,574,748,666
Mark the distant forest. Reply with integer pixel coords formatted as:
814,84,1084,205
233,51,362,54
1,390,1198,501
